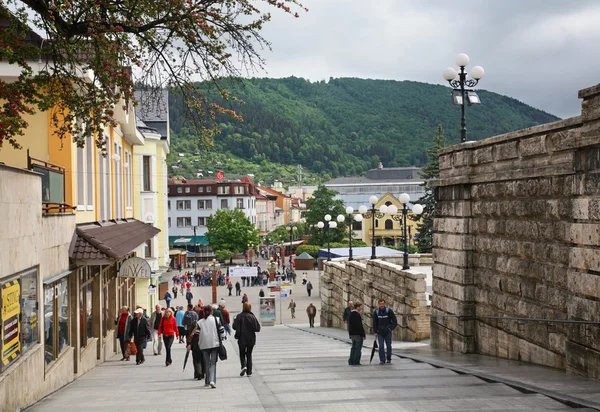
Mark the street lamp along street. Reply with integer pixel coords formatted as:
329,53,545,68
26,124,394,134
208,258,220,304
442,53,485,143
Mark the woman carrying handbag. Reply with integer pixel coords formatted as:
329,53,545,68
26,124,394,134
194,305,225,388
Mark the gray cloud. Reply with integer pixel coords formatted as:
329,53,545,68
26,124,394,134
253,0,600,118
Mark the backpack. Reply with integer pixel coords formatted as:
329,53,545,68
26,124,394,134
183,310,195,328
186,291,193,300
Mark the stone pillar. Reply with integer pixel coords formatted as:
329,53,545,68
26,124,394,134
319,263,333,327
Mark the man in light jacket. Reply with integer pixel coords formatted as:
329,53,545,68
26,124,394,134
149,304,163,356
195,305,225,388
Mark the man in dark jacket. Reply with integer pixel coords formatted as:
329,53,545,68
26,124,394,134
185,290,194,306
233,302,261,377
348,302,366,366
129,308,151,364
342,300,353,329
372,299,398,364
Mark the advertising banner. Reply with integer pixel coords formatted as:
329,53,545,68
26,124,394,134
259,297,276,325
229,266,258,277
2,279,21,366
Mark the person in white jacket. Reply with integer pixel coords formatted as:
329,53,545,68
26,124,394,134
196,305,225,388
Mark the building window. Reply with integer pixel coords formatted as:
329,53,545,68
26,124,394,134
0,267,39,373
177,217,192,227
206,186,212,193
125,151,132,209
220,199,228,209
142,156,151,191
234,186,244,194
177,187,183,194
198,217,207,226
76,131,96,210
236,198,244,209
185,187,190,193
198,186,204,193
375,220,379,228
98,134,111,220
114,142,123,218
197,200,212,209
385,219,393,230
177,200,191,210
168,200,171,210
44,277,69,366
217,186,230,195
352,221,362,231
168,218,171,228
145,239,152,258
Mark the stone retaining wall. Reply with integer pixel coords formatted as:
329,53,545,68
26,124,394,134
320,257,431,341
432,83,600,379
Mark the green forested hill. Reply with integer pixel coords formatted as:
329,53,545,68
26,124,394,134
168,77,558,181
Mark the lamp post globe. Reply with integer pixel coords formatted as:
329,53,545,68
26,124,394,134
358,205,368,214
369,195,378,205
379,205,388,214
324,214,331,222
387,204,398,215
317,221,324,229
455,53,470,67
354,214,363,223
471,65,485,80
399,192,410,204
412,204,424,215
337,214,345,223
345,206,354,214
443,67,458,81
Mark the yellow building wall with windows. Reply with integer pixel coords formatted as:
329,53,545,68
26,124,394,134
362,192,420,248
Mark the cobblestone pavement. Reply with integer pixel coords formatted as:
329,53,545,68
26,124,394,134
26,324,596,412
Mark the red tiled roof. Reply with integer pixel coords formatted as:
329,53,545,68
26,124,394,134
69,219,160,261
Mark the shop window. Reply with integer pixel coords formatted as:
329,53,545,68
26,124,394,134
44,277,69,366
143,156,151,191
80,281,93,348
145,239,153,258
0,267,39,373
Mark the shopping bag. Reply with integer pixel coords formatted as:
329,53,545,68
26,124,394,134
127,341,138,356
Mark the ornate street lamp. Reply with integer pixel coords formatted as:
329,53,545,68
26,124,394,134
396,193,423,270
317,215,338,261
286,224,296,273
358,196,386,260
208,258,221,304
192,225,200,275
443,53,485,143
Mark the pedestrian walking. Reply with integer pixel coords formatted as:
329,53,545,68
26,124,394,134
306,303,317,327
227,281,233,296
188,309,205,381
128,308,151,365
288,299,296,318
219,301,231,336
186,289,194,306
182,304,198,343
163,291,172,309
242,293,248,304
233,302,261,377
373,299,398,364
115,306,131,361
149,304,163,356
259,289,265,298
306,280,313,297
342,300,353,330
302,273,307,285
235,281,241,296
348,302,366,366
194,305,225,388
158,308,179,366
172,285,178,299
176,306,186,343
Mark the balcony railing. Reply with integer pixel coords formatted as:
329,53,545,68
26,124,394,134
28,150,75,214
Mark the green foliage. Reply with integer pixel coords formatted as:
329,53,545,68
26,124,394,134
168,77,559,178
295,245,320,257
266,225,295,245
301,185,347,244
215,249,234,263
205,209,259,260
410,125,446,253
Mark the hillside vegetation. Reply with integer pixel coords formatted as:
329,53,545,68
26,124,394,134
168,77,558,183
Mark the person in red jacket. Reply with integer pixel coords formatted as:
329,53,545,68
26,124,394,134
158,308,179,366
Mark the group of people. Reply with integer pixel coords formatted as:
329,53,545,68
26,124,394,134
344,298,398,366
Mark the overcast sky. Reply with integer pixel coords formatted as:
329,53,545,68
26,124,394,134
249,0,600,118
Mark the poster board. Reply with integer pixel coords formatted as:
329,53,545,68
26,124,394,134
259,297,276,326
2,279,21,367
229,266,258,277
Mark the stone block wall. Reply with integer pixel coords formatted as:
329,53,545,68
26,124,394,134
432,83,600,379
320,258,431,341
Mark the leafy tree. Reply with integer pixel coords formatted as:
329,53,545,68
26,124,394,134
301,185,347,245
214,249,234,263
206,209,259,263
411,124,446,253
0,1,306,149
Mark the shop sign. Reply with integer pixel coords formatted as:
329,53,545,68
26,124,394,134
1,279,21,366
148,284,157,295
119,257,152,279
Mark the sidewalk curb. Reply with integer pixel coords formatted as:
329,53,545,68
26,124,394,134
287,325,600,411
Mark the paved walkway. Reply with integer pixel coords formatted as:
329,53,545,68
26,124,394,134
27,324,598,412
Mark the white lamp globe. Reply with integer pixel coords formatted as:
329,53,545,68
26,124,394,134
324,214,331,221
337,214,345,223
317,221,324,229
354,214,363,222
443,67,458,81
329,221,337,228
358,205,368,214
455,53,470,67
345,206,354,214
387,204,398,215
379,205,388,214
369,195,378,205
399,193,410,204
470,65,485,80
412,204,424,215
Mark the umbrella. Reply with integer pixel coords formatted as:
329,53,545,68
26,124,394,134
183,348,191,371
369,338,379,364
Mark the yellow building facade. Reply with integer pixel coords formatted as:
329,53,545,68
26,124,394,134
361,192,420,248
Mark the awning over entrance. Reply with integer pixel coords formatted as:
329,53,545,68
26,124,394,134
169,235,208,246
70,219,160,264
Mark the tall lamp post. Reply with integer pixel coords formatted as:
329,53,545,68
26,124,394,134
286,224,296,273
208,258,220,304
397,193,423,270
358,196,386,259
442,53,485,143
317,215,338,261
192,225,199,275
